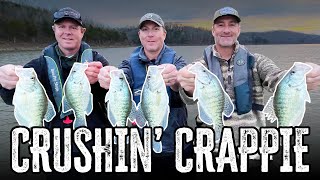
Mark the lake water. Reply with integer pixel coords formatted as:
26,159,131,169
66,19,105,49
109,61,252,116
0,44,319,177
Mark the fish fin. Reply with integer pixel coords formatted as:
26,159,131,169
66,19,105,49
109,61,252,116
197,103,214,125
223,92,234,117
105,91,110,103
292,109,306,127
214,125,223,144
304,88,311,103
85,93,93,115
128,100,137,123
263,96,278,123
153,139,162,153
73,115,87,129
135,104,147,128
107,105,117,127
161,105,170,130
14,108,29,127
62,95,73,113
44,100,56,122
192,80,200,101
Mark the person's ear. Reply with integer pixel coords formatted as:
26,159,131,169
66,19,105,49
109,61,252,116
81,27,86,34
52,25,55,32
211,25,215,37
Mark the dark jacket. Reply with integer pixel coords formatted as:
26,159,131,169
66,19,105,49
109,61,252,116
0,42,110,132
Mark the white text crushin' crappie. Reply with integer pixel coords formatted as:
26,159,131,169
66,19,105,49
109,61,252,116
11,126,309,173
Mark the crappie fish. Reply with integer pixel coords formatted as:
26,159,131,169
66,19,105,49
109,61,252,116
62,62,93,129
105,69,137,127
263,62,312,127
13,67,56,128
188,62,234,143
136,65,170,153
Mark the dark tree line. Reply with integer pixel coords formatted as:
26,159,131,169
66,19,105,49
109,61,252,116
0,1,128,46
2,1,320,47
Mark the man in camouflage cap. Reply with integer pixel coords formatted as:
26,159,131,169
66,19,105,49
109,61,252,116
177,6,320,173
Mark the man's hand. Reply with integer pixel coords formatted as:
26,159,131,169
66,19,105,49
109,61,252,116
0,64,22,90
98,65,118,90
159,64,179,91
85,62,103,84
306,62,320,91
177,64,196,96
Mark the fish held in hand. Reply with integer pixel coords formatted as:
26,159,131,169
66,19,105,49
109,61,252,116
263,62,312,127
136,65,170,153
13,67,56,128
188,62,234,143
62,62,93,129
105,69,137,127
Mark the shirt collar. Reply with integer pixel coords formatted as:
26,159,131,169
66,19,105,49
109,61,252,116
212,40,240,59
138,44,166,64
55,45,79,62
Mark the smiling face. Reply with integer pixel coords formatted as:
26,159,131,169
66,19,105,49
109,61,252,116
212,15,240,48
52,18,86,56
138,21,166,56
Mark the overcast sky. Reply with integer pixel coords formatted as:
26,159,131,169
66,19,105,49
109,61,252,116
9,0,320,34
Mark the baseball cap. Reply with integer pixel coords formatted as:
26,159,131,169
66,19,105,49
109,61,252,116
139,13,165,29
213,7,241,23
53,7,83,26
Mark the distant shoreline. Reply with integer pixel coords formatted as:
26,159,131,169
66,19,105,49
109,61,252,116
1,42,319,52
0,42,133,52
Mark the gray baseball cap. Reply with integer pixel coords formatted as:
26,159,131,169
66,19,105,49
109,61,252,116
213,7,241,23
139,13,165,29
53,7,83,26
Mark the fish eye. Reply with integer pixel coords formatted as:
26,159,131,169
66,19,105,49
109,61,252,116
147,75,151,79
202,70,206,72
290,70,296,75
119,77,124,80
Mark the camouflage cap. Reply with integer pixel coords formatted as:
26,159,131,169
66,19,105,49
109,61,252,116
213,7,241,23
139,13,165,29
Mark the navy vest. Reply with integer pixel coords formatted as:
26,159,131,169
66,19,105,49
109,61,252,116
128,45,190,153
129,45,175,104
203,45,263,115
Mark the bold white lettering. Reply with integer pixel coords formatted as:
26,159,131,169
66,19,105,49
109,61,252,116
11,127,30,173
175,127,193,173
194,128,215,172
216,128,238,172
238,128,258,172
74,128,92,173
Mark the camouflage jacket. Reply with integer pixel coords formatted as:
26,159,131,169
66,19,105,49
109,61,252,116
179,41,286,144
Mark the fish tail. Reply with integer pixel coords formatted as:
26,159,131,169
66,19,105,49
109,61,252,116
73,114,87,129
214,125,223,144
152,139,162,153
135,104,147,128
263,96,278,123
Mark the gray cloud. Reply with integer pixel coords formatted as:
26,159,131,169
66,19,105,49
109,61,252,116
8,0,320,27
